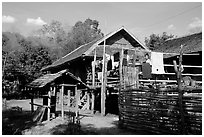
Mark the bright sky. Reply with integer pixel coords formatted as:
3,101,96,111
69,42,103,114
2,2,202,43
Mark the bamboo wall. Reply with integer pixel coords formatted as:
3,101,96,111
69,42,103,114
119,88,202,135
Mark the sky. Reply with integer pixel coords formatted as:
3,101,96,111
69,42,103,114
2,2,202,44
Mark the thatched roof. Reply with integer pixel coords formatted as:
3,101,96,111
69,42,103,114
27,70,88,89
155,32,202,58
42,26,150,71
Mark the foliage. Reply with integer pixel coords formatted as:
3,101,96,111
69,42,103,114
2,32,53,99
145,32,174,50
2,18,103,99
63,18,103,55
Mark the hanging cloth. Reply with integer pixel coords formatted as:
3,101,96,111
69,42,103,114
151,52,165,74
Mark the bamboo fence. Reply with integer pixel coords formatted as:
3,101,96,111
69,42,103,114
119,87,202,135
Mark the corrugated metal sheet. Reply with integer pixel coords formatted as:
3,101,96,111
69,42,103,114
155,32,202,58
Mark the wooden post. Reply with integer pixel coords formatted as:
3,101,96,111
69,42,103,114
87,92,90,110
67,90,71,107
75,87,80,123
134,49,139,89
119,48,124,88
61,85,64,119
118,48,124,127
47,87,51,121
173,44,185,134
101,38,107,116
101,56,107,116
31,89,34,113
91,91,95,114
92,48,97,88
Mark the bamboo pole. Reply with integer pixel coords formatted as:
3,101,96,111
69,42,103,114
61,85,64,119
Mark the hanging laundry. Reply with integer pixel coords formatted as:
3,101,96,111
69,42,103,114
142,63,152,79
98,72,103,82
151,52,165,74
111,55,114,69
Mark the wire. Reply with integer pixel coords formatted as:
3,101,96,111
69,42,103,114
142,4,202,30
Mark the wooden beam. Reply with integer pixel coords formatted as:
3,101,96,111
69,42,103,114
47,87,51,121
59,84,77,87
61,85,64,119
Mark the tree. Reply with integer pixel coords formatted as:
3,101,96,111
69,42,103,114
33,20,67,45
2,32,53,99
145,32,174,50
63,18,103,54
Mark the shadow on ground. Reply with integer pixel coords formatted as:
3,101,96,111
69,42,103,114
2,110,37,135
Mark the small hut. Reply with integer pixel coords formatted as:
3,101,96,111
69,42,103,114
26,69,89,122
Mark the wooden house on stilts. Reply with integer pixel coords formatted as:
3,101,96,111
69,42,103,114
41,26,150,116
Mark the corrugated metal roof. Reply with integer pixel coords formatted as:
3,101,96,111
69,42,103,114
155,32,202,58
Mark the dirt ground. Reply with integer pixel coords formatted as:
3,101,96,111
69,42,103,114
2,99,139,135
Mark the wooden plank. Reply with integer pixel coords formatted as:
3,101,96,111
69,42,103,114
164,64,202,68
59,84,77,87
162,73,202,76
29,102,51,108
139,79,177,83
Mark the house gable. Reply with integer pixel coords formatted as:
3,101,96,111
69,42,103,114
42,26,149,71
